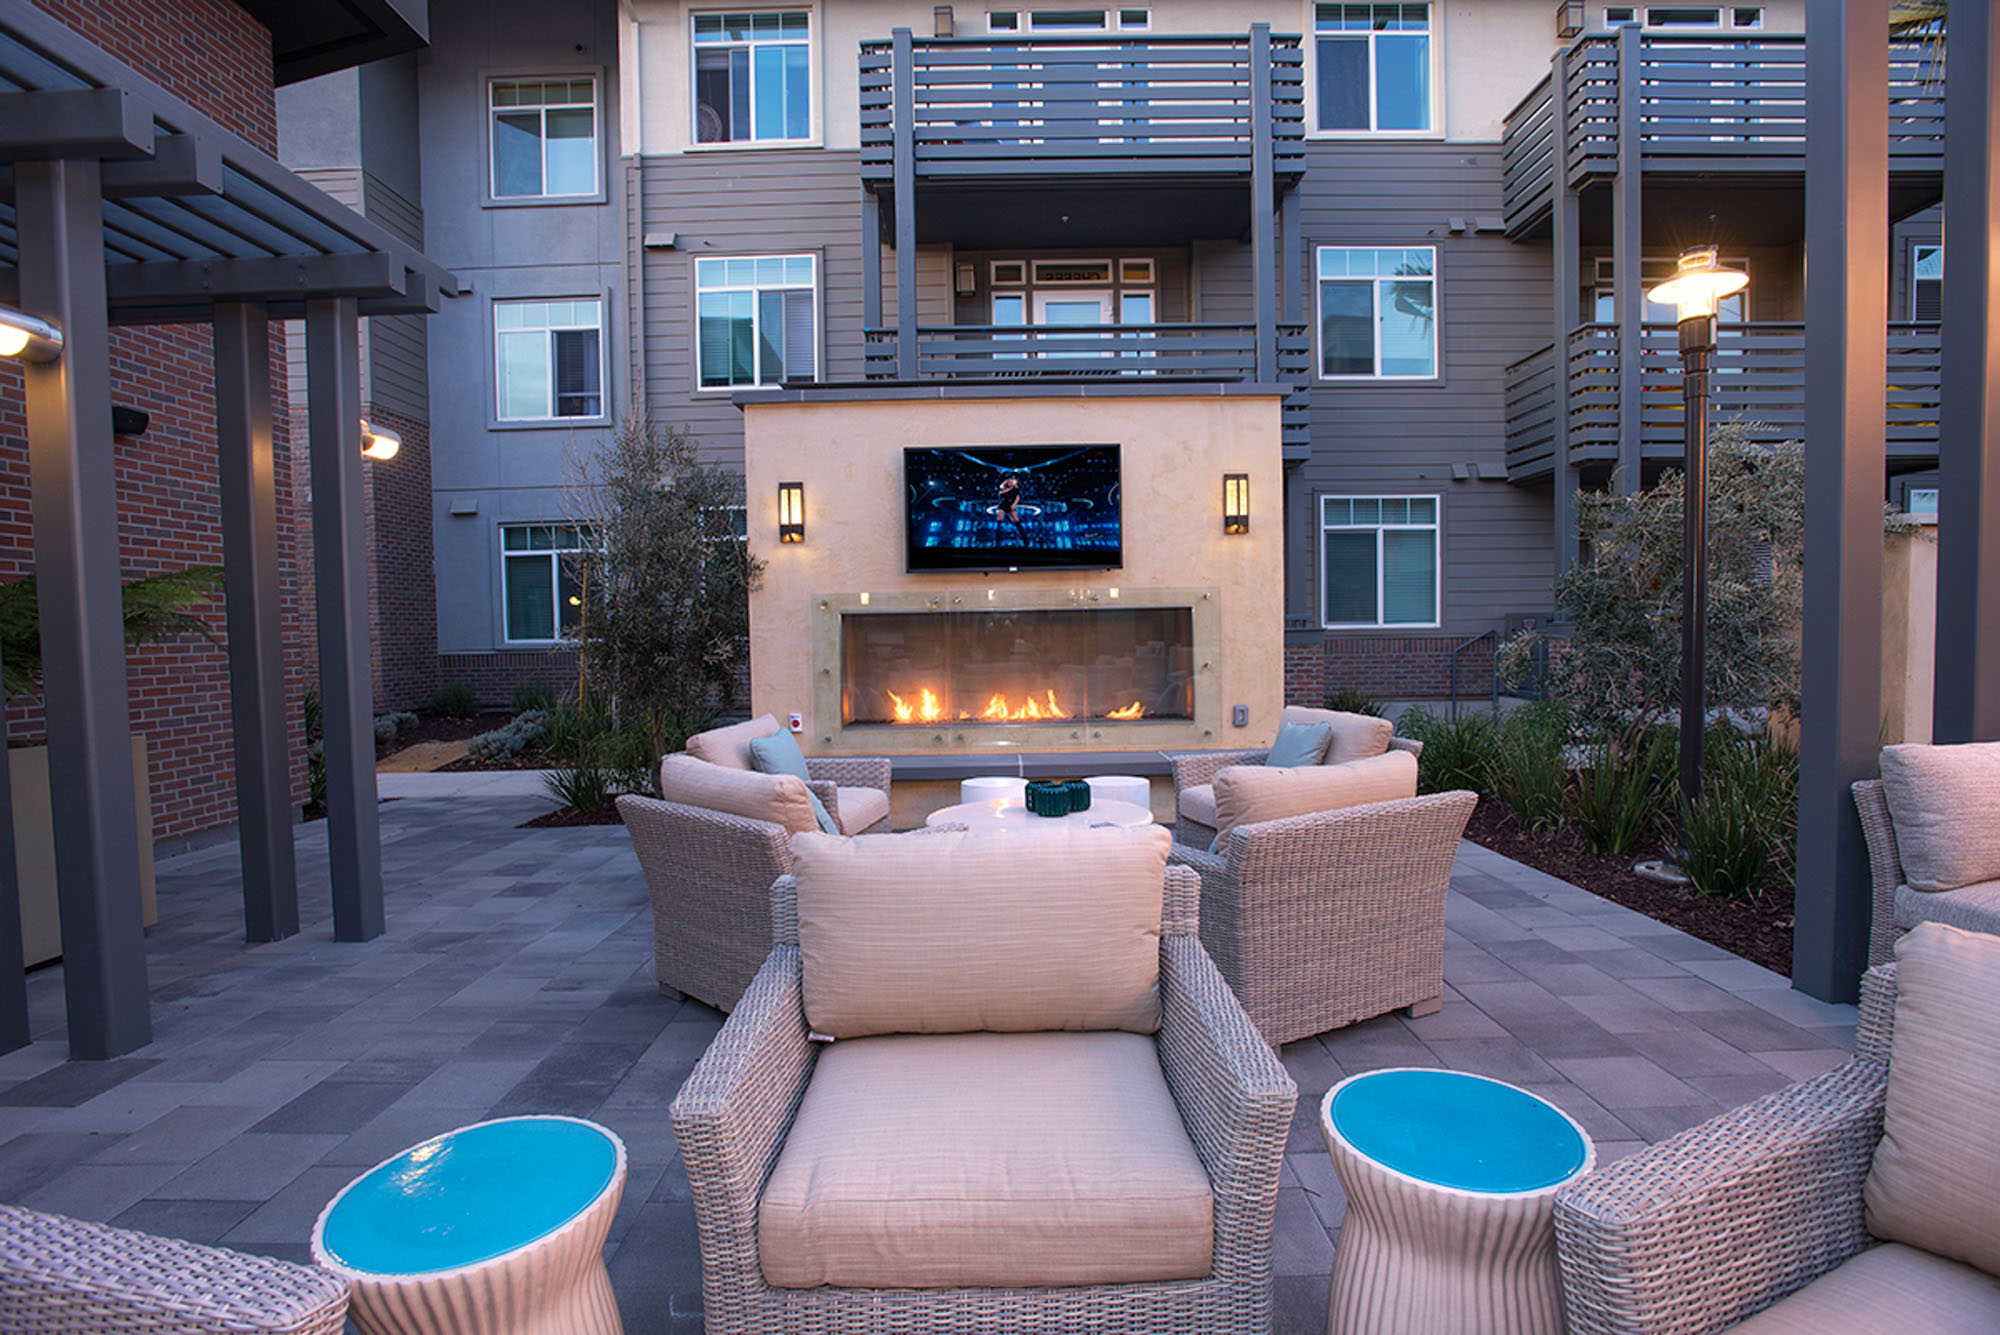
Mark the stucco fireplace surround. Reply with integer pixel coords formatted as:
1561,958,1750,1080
741,388,1286,760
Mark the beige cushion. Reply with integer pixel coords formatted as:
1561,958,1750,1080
1862,922,2000,1277
1280,705,1395,765
1892,879,2000,938
832,785,890,835
758,1030,1213,1289
1877,741,2000,892
658,752,818,836
792,824,1170,1038
1210,749,1418,845
1728,1243,2000,1334
1178,782,1218,830
685,714,782,770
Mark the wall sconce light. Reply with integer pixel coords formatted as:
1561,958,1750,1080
359,419,401,460
1222,473,1250,535
778,481,806,543
1554,0,1585,40
0,304,64,363
933,4,954,38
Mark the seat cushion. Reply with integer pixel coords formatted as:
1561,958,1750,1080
1863,922,2000,1277
658,753,818,836
758,1030,1213,1289
1210,749,1418,846
1177,782,1218,830
1877,741,2000,892
1280,705,1395,765
685,714,782,770
1892,879,2000,938
1727,1243,2000,1334
832,785,890,834
792,824,1170,1038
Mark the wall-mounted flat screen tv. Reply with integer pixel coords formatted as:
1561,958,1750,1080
904,444,1123,572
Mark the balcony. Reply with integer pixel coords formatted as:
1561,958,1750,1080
1504,322,1942,482
1502,33,1945,235
858,31,1304,193
863,321,1311,453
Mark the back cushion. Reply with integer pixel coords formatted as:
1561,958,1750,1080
1878,741,2000,892
1212,749,1418,846
659,752,818,835
793,824,1170,1038
1863,922,2000,1276
685,714,782,770
1280,706,1395,765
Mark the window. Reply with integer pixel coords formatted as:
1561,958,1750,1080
987,9,1149,31
694,11,810,144
1317,246,1436,378
495,299,603,420
1644,6,1722,26
1320,496,1439,628
1593,256,1748,325
1604,6,1637,22
1730,8,1763,29
1912,242,1942,321
502,524,591,642
696,255,817,388
490,79,597,199
1314,3,1431,133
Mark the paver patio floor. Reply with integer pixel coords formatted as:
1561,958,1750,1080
0,794,1857,1333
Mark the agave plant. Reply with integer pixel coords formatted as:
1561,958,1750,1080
0,566,224,700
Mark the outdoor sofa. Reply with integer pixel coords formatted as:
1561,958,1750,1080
1554,922,2000,1334
1168,705,1423,847
1852,739,2000,965
670,824,1298,1333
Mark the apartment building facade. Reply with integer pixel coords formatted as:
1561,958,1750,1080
291,0,1946,710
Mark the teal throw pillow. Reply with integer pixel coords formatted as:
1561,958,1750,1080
749,731,841,836
1265,719,1333,769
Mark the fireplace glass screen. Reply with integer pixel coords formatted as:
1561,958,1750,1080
842,607,1194,726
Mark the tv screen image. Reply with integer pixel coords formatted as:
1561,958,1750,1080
904,444,1123,572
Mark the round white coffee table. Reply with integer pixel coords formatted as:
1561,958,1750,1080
1084,775,1151,812
924,798,1153,831
959,775,1028,805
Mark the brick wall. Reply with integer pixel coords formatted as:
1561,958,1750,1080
1283,634,1326,708
1317,634,1498,703
437,651,579,713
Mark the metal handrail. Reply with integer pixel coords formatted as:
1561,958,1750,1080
1449,630,1499,723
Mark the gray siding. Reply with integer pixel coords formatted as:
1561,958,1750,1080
360,175,429,421
1290,142,1555,633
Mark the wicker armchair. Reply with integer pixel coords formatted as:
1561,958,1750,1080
1852,778,2000,965
1168,790,1475,1048
0,1204,349,1333
670,862,1298,1334
1169,736,1423,846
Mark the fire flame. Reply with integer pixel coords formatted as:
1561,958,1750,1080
884,686,1146,724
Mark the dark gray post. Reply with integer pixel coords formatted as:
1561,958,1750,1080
305,298,385,942
1676,313,1715,824
213,302,298,943
1935,2,2000,743
1250,24,1276,382
1551,48,1581,576
1612,23,1644,494
1281,188,1301,325
15,158,152,1058
891,28,919,380
861,191,883,333
0,640,27,1054
1796,0,1887,1003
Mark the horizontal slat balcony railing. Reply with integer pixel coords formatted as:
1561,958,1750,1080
1503,34,1944,226
859,33,1304,184
1506,322,1942,481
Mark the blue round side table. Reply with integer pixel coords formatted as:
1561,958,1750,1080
311,1115,627,1335
1320,1068,1594,1335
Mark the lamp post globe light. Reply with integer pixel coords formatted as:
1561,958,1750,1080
1646,246,1749,865
0,303,64,364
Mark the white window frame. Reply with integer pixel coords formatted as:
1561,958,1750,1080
1315,244,1439,381
500,523,593,645
1642,6,1723,28
488,76,600,202
690,9,816,149
1307,1,1442,139
987,9,1150,32
1910,240,1943,322
493,298,606,423
693,253,821,391
1318,495,1442,630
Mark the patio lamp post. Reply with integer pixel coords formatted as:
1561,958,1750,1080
1646,246,1748,857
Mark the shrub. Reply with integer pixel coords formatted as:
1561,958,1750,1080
544,760,612,814
1322,688,1385,717
538,697,656,796
512,679,557,714
430,680,479,718
1567,721,1676,855
466,710,548,761
1679,727,1799,900
1396,705,1499,797
373,711,418,747
303,689,326,809
1489,700,1575,832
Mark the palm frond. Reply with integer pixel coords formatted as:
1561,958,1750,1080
0,565,224,701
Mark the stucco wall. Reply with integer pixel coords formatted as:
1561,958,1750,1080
743,392,1287,754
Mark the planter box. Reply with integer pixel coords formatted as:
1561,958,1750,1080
10,736,157,968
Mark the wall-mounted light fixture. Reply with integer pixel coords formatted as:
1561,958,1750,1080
359,419,402,461
933,5,954,38
0,304,64,364
1222,473,1250,535
778,481,806,543
1554,0,1585,40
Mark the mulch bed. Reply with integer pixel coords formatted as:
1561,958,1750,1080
436,736,554,772
520,805,624,828
377,713,492,761
1463,796,1795,975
